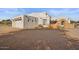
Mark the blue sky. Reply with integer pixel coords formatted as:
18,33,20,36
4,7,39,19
0,8,79,21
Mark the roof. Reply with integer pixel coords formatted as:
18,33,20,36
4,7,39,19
27,12,49,18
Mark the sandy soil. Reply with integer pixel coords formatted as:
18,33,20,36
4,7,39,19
0,30,70,50
0,25,21,36
65,29,79,40
65,27,79,49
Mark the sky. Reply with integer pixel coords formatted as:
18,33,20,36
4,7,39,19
0,8,79,21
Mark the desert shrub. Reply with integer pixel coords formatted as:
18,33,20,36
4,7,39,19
38,24,44,29
35,27,39,29
48,25,53,29
38,24,43,27
57,26,64,30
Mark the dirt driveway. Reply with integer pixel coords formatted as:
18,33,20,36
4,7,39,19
65,27,79,50
0,30,70,50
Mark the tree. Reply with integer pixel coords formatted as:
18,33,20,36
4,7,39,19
0,19,12,25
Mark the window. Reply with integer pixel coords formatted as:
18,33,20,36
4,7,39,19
35,18,37,22
32,20,33,22
28,19,29,22
40,18,42,19
43,19,47,25
35,18,38,23
28,17,30,22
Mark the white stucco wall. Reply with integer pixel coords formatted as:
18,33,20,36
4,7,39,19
23,15,39,29
28,12,50,27
12,15,24,29
13,21,23,28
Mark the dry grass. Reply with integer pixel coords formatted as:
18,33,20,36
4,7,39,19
0,24,21,36
64,28,79,49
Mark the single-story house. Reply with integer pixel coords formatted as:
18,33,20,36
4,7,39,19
12,12,50,29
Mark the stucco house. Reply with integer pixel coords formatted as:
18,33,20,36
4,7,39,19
12,12,51,29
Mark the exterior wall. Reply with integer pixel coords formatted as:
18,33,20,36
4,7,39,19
37,18,43,25
28,12,50,27
12,16,24,29
37,18,50,27
12,21,23,28
23,15,38,29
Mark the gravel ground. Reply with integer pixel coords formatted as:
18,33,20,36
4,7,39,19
0,29,70,50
